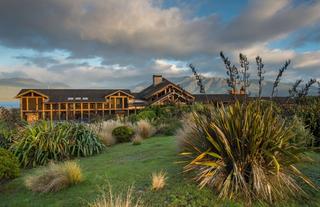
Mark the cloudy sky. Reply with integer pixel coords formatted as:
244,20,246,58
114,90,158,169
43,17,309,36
0,0,319,88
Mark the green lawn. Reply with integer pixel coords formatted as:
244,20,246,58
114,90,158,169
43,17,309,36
0,136,319,207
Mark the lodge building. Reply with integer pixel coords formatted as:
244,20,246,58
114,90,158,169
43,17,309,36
16,74,293,122
16,75,199,122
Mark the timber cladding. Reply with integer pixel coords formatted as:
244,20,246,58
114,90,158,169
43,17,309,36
15,75,200,122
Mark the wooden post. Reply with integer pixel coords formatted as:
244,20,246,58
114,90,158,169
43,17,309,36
66,103,68,121
109,98,111,115
73,103,76,119
80,102,83,122
42,98,45,120
50,103,53,122
20,98,23,120
26,97,29,111
102,102,105,119
88,102,91,121
58,103,61,121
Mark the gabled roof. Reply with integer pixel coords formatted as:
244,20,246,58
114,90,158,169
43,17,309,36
16,89,133,103
136,78,194,100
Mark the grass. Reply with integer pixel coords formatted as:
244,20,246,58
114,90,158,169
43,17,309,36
0,136,319,207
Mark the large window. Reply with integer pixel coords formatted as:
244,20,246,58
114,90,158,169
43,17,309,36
116,98,122,108
28,98,37,110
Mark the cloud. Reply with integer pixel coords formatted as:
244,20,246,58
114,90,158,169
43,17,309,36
0,0,319,87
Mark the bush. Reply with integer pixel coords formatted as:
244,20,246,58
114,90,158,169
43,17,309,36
0,147,20,181
88,185,142,207
25,161,83,193
136,110,157,121
12,121,104,168
155,119,182,136
178,101,316,205
95,120,122,146
295,98,320,147
290,116,315,146
112,126,135,143
135,120,155,139
67,123,104,157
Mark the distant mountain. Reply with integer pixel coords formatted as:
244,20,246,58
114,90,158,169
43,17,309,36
133,76,318,97
0,78,70,101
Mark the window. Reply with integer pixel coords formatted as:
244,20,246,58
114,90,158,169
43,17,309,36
67,97,74,101
116,98,122,108
82,97,88,100
75,97,81,100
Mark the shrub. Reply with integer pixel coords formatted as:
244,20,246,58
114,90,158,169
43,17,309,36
0,148,20,181
132,135,143,145
88,185,142,207
290,116,315,146
295,98,320,147
25,161,83,193
135,120,155,139
67,123,104,157
0,127,13,149
136,110,157,121
96,120,122,146
12,121,104,168
155,119,182,136
178,101,317,205
151,171,167,191
112,126,134,143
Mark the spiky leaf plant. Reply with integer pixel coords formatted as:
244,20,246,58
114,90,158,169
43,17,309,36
11,121,104,167
179,101,317,205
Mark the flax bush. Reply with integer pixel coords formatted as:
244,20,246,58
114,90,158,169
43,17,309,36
178,101,317,205
11,121,104,167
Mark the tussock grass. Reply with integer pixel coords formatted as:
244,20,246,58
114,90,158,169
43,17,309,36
88,185,142,207
151,171,167,191
135,120,155,139
97,120,122,146
25,161,83,193
132,135,143,145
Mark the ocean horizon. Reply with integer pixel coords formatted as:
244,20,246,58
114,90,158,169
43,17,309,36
0,101,19,108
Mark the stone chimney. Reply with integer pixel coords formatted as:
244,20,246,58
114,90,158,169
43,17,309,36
153,75,162,86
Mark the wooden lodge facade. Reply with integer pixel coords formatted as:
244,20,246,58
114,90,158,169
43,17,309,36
16,75,197,122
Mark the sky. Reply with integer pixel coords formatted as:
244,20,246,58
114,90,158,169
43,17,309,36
0,0,319,88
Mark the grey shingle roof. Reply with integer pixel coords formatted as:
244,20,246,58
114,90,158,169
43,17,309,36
16,89,133,103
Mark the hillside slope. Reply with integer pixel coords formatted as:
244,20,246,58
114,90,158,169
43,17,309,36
133,76,318,96
0,78,70,101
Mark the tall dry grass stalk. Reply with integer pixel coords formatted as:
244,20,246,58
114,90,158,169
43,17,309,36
132,134,143,145
135,120,155,139
25,161,83,193
151,171,167,191
175,113,197,152
97,120,123,146
88,185,142,207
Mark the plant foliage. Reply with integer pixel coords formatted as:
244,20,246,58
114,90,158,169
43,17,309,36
11,121,104,167
179,101,317,205
112,126,135,143
0,147,20,181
